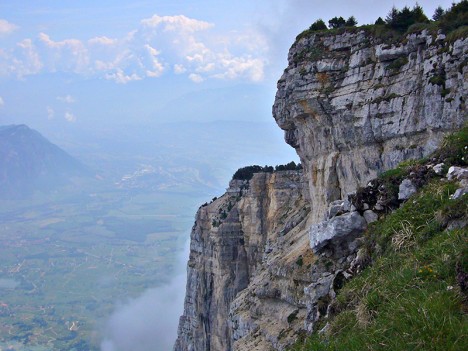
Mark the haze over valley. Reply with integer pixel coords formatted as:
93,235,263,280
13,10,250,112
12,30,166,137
0,1,460,351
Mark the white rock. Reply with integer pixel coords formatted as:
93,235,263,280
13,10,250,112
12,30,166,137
450,187,468,200
433,163,445,175
447,166,468,181
398,179,417,200
310,212,367,253
363,210,379,224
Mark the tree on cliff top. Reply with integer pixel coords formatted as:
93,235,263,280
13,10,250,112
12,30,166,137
385,4,429,32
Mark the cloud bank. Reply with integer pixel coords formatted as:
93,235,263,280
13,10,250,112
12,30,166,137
100,240,190,351
0,14,267,84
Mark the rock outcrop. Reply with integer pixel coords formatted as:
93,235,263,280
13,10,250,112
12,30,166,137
175,171,311,351
273,29,467,221
175,28,467,351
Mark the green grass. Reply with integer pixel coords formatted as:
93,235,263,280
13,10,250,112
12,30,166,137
289,125,468,351
290,181,467,351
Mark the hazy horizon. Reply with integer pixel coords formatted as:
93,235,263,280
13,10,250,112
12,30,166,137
0,1,459,350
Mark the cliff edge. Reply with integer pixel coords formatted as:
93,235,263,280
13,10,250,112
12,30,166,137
175,26,467,351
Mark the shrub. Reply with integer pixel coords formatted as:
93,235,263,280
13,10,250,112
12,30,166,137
329,16,346,29
310,19,327,31
433,6,445,21
387,56,408,72
385,4,429,32
345,16,358,27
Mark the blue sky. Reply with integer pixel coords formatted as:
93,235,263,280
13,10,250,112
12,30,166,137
0,0,456,132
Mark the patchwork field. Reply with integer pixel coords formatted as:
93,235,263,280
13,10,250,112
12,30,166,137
0,186,206,351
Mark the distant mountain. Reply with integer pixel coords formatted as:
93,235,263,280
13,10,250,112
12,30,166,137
0,124,89,199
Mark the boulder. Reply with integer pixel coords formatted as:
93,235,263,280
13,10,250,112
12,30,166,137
447,166,468,181
398,179,417,200
363,210,379,224
310,212,367,253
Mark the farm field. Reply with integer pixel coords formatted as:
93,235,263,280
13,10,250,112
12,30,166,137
0,186,206,351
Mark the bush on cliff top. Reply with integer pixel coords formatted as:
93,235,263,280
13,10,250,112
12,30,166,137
232,162,302,181
296,0,467,44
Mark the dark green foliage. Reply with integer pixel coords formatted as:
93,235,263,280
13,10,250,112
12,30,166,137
429,74,446,86
329,16,346,29
232,162,302,180
288,310,299,324
433,6,445,21
232,165,268,180
310,19,327,31
295,1,467,49
432,122,468,167
385,4,429,32
345,16,358,27
437,0,468,33
375,17,385,25
275,161,302,171
296,256,304,267
387,56,408,72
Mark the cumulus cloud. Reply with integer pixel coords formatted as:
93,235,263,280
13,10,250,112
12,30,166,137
88,36,118,46
38,33,89,73
188,73,203,83
144,44,164,77
105,68,142,84
214,56,265,82
141,14,213,32
57,95,76,103
100,240,189,351
64,111,76,122
0,13,268,83
173,64,186,74
12,39,43,77
0,19,18,36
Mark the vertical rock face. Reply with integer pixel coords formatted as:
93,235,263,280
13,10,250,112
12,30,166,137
273,30,467,221
175,29,467,351
174,171,310,351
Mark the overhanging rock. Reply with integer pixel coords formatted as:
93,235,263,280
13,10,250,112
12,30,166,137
310,211,367,253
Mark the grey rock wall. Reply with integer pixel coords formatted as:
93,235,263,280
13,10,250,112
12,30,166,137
273,30,467,221
175,29,468,351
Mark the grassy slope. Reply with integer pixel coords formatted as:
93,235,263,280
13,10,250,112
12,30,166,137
290,126,468,351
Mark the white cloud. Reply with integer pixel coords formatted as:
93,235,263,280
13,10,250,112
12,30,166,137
0,96,4,107
188,73,203,83
64,111,76,122
141,15,213,32
0,19,18,36
173,64,186,74
88,36,118,46
105,69,142,84
57,95,76,103
46,106,54,119
210,55,265,82
144,44,164,77
12,39,43,77
196,63,215,73
100,240,189,351
0,13,267,84
38,33,89,73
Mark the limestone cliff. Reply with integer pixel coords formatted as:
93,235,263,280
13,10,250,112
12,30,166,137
273,29,467,221
175,29,467,351
174,171,311,351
